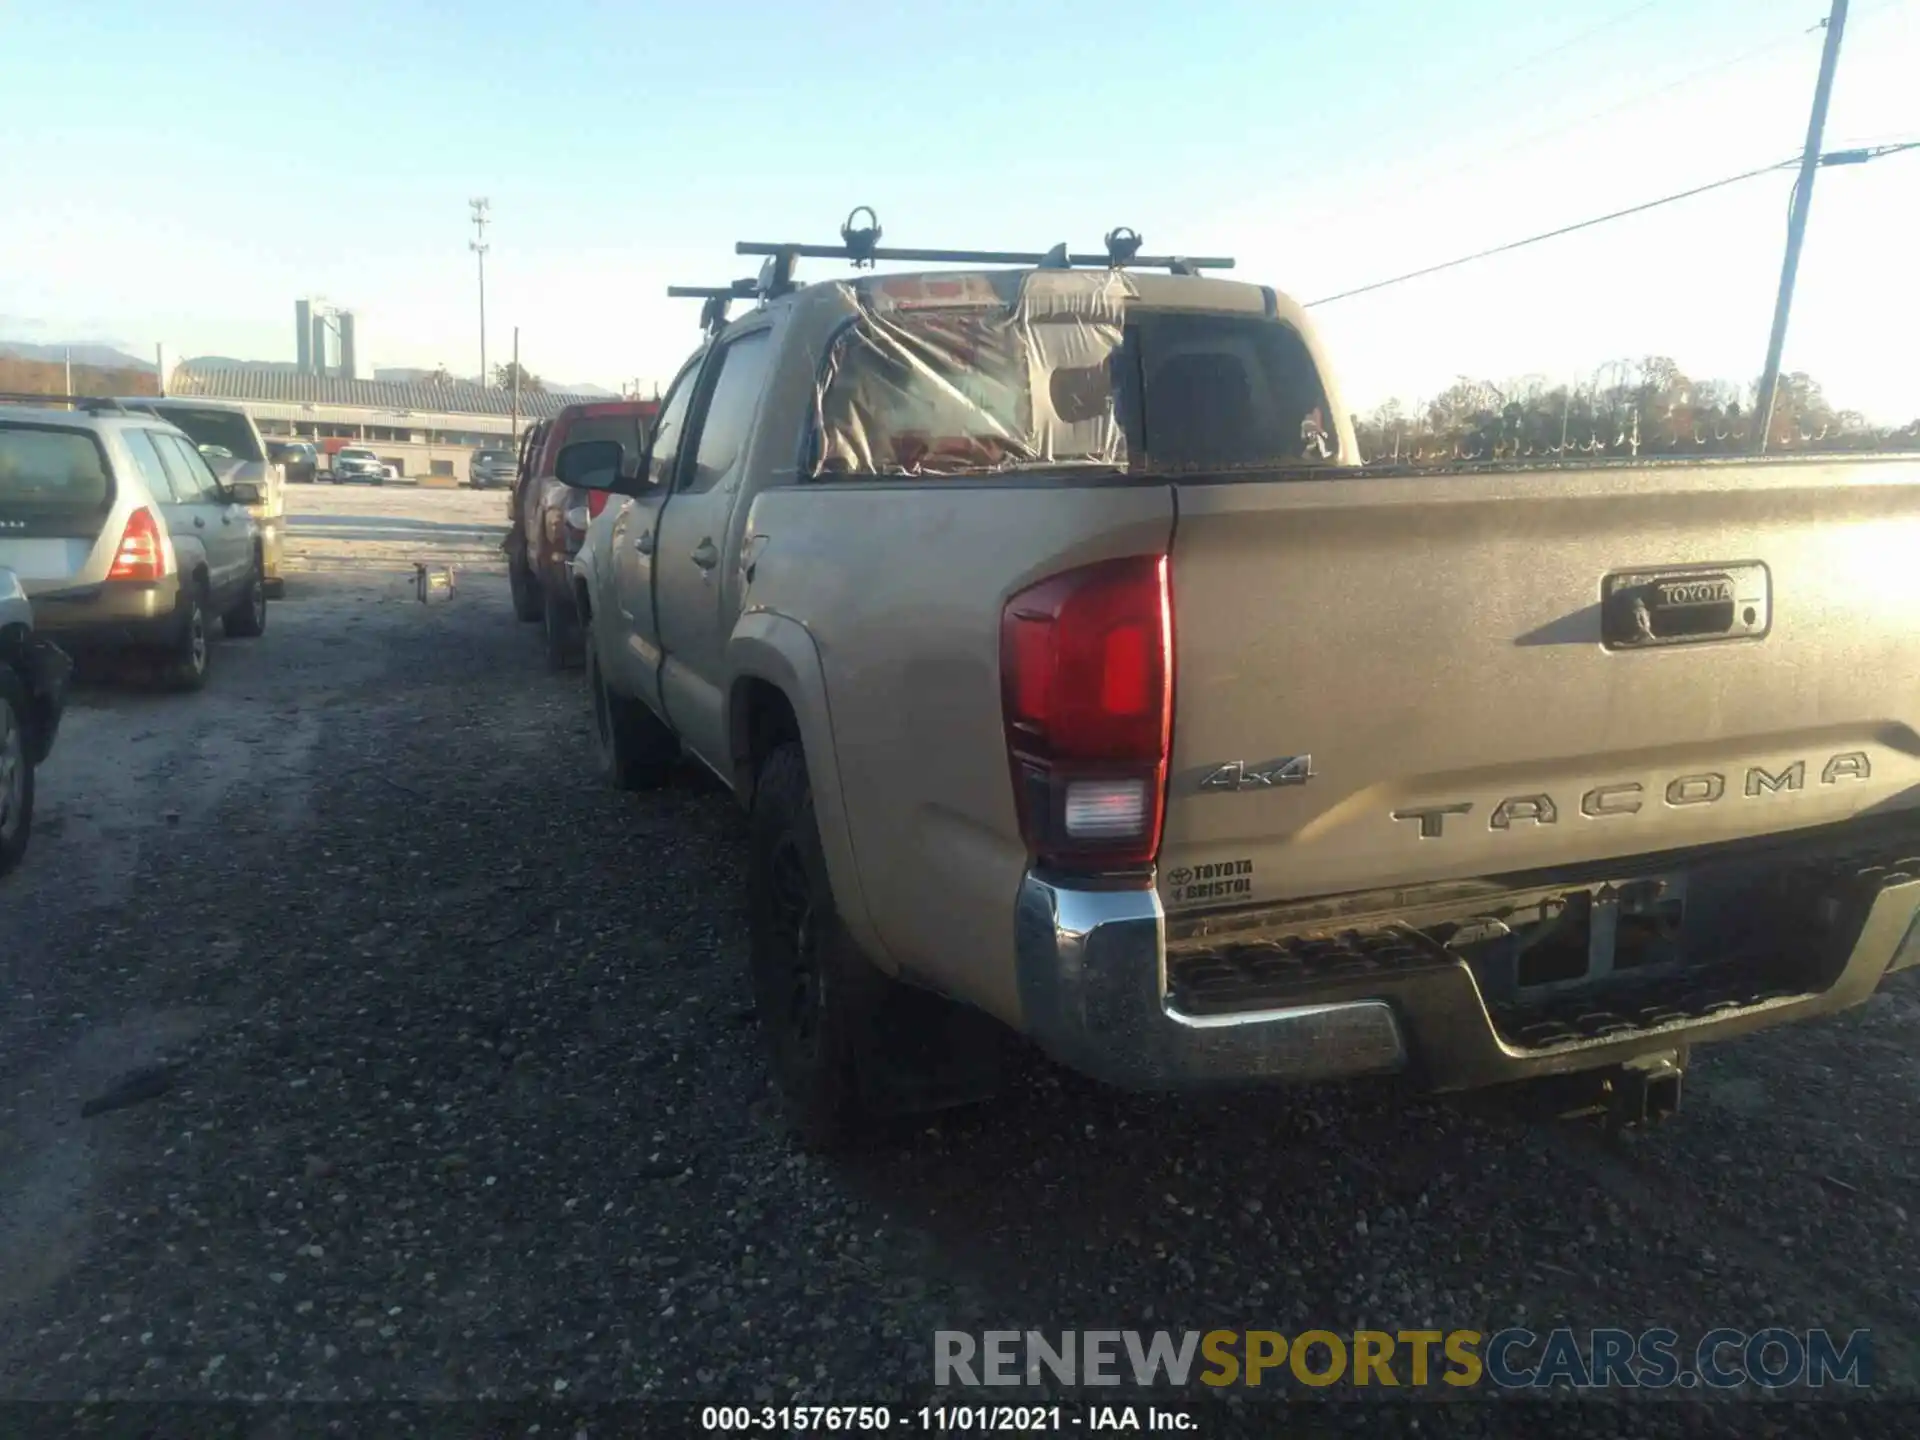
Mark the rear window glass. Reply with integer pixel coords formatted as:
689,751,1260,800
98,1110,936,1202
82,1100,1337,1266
554,415,641,469
0,424,113,510
813,273,1126,478
476,450,514,463
1133,311,1339,471
142,406,264,462
809,275,1341,479
338,449,375,460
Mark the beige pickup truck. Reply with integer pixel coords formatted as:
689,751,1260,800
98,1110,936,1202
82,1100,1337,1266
564,220,1920,1149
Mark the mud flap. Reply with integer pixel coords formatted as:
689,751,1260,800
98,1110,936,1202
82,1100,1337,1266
23,638,72,764
854,984,1007,1115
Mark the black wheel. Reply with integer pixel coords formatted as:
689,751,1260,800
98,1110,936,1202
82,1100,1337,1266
508,553,544,622
587,638,677,790
161,582,212,691
223,562,268,638
0,670,34,879
747,742,892,1152
542,591,584,671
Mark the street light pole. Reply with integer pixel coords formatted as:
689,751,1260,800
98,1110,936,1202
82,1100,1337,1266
1753,0,1849,455
470,198,491,388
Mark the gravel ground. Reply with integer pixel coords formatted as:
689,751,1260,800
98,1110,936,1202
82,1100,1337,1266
2,486,1918,1429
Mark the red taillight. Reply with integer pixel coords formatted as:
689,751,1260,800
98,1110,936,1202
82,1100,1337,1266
1000,554,1172,871
586,490,611,520
106,507,167,582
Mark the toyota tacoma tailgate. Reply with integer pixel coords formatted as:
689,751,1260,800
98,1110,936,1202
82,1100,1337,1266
1157,457,1920,913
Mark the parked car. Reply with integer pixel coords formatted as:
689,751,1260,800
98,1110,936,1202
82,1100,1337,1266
117,398,286,596
0,564,71,878
468,446,518,489
564,241,1920,1151
502,400,657,669
0,398,269,691
330,447,387,484
268,440,320,483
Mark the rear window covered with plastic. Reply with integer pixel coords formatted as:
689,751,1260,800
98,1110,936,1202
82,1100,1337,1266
809,271,1342,479
812,271,1126,478
0,423,113,512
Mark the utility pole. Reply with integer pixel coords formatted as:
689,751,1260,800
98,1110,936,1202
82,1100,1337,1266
510,326,520,445
63,347,72,405
1753,0,1848,455
156,343,166,397
469,198,491,388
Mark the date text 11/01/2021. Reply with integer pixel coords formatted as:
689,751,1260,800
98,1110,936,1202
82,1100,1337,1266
699,1406,1193,1432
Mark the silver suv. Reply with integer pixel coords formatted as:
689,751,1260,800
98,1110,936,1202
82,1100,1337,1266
0,398,269,690
469,445,518,489
115,398,287,595
330,447,389,484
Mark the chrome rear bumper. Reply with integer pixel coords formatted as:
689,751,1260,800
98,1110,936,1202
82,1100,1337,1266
1014,841,1920,1093
1014,876,1408,1089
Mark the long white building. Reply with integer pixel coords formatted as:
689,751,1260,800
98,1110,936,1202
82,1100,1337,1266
163,365,617,480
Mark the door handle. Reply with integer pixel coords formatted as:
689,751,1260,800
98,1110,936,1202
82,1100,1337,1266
635,530,654,555
691,539,719,571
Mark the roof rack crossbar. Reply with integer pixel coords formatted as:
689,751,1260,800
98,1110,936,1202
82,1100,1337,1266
734,240,1233,272
0,392,132,413
732,210,1232,275
667,278,761,336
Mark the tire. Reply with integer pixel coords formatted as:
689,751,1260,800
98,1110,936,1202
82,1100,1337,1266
747,742,891,1152
223,561,268,638
542,591,584,670
587,638,677,791
0,670,34,880
508,553,544,622
161,582,212,692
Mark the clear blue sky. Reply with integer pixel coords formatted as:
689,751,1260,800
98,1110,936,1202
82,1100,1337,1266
2,0,1913,417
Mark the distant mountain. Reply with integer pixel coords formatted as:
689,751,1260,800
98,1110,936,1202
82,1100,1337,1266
0,340,154,371
374,367,620,397
185,355,299,372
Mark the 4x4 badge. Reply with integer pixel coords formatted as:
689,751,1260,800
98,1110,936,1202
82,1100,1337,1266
1199,755,1313,792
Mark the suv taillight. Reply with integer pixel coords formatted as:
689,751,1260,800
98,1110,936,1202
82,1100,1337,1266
1000,554,1172,871
106,507,168,582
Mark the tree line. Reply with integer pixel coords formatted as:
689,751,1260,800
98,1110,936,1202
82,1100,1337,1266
0,357,157,398
1350,358,1919,464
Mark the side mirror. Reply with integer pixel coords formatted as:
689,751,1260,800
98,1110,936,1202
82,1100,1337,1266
555,439,641,494
227,480,264,506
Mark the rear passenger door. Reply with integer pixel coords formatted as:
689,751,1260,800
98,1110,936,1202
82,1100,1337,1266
605,362,699,713
174,435,256,598
123,427,208,582
150,431,249,600
653,326,776,767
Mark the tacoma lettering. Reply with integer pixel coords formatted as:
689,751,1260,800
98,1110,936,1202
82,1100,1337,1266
1393,751,1872,836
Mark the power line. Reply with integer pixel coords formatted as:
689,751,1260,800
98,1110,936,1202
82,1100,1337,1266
1279,0,1911,245
1305,143,1916,307
1283,2,1670,174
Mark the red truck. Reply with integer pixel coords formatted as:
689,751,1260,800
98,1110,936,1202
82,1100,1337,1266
503,399,658,667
